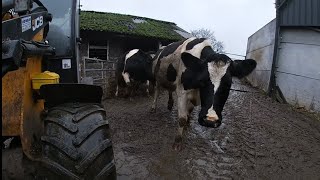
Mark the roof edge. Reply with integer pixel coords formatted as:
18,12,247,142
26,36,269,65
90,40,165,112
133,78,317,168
80,29,184,41
80,10,177,26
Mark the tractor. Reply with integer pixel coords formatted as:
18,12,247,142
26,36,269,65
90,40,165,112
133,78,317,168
2,0,116,179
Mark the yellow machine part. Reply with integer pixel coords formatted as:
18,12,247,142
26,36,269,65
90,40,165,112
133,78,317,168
31,71,60,90
2,29,48,160
2,68,25,136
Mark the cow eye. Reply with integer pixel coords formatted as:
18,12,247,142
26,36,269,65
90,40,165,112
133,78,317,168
217,61,226,67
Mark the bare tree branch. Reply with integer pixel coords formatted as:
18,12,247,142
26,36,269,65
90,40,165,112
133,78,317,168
190,28,224,53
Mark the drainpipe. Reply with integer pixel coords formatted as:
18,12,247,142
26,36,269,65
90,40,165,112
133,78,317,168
268,0,281,98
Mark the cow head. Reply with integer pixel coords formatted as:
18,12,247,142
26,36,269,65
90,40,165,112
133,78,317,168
181,52,256,128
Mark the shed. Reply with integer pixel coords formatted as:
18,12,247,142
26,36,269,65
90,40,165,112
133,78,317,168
78,11,191,93
246,0,320,112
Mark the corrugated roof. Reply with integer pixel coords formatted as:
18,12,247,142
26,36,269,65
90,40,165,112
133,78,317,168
278,0,320,26
80,11,189,41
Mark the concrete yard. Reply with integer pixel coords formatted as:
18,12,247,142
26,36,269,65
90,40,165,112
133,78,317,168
2,79,320,180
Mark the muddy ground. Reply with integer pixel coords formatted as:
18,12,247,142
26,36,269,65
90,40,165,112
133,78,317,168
2,79,320,180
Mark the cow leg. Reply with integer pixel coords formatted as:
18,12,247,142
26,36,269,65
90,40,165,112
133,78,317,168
187,101,194,124
151,82,160,113
173,94,188,151
115,84,119,97
125,85,131,98
130,83,136,96
167,91,174,111
128,83,138,101
145,80,150,97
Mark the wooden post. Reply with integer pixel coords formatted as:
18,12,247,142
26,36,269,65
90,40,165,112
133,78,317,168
87,41,90,57
107,40,110,62
158,41,162,50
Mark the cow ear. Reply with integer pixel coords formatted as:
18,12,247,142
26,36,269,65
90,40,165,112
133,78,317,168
181,52,204,72
230,59,257,78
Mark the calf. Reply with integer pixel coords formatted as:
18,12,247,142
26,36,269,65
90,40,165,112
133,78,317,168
151,37,257,150
115,49,154,97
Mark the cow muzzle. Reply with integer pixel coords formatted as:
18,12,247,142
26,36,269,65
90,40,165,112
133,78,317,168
198,116,221,128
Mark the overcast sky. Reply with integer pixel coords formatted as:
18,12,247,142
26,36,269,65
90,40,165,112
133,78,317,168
81,0,276,59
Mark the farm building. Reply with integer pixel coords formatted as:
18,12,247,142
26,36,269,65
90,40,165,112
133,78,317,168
246,0,320,112
78,11,191,92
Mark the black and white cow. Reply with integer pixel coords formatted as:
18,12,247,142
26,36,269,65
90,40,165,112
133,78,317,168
151,37,257,150
115,49,154,97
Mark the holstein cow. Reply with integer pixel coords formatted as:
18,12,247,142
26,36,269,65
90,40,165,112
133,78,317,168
115,49,154,97
151,37,257,150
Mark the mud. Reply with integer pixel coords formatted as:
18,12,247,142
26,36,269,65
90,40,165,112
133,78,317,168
106,79,320,180
2,79,320,180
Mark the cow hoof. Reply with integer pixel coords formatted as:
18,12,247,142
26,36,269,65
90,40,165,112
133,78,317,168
172,136,183,151
199,119,221,128
172,142,182,151
150,107,156,113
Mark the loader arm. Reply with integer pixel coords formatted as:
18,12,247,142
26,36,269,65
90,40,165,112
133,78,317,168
2,0,55,77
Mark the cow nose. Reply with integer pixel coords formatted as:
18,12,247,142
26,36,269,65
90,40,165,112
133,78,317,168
198,116,221,128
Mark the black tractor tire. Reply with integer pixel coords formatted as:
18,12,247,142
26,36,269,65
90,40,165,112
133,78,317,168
40,103,116,180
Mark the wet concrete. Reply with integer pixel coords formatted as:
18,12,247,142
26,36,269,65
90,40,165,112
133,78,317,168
2,79,320,179
106,79,320,180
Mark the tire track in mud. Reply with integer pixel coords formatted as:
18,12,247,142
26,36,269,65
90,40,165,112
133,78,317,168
103,79,320,180
229,90,258,179
229,80,320,179
183,94,249,179
184,80,268,179
2,80,320,179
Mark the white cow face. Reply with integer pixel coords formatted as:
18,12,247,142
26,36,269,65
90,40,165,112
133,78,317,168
181,52,257,128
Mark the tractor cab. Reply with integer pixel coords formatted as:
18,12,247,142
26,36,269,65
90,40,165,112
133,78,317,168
36,0,81,83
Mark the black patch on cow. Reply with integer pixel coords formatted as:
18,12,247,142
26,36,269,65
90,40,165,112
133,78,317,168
198,80,214,122
121,50,154,83
154,40,184,80
115,52,128,87
159,40,184,60
213,71,232,117
167,91,174,111
186,38,206,50
181,52,204,72
200,46,216,60
230,59,257,78
181,52,210,90
166,63,177,82
214,53,232,62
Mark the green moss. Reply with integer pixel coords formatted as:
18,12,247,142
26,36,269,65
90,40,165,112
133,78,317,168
80,11,184,41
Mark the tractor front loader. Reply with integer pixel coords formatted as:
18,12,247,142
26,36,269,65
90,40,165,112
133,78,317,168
2,0,116,179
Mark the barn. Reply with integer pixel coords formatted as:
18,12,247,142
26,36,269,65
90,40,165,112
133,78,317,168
246,0,320,112
78,10,191,96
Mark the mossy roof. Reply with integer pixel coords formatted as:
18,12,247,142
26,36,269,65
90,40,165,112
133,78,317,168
80,11,187,41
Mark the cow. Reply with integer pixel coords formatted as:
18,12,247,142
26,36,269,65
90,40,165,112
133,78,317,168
115,49,154,97
151,37,257,151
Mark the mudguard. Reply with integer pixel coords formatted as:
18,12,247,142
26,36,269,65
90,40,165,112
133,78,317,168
40,83,103,109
